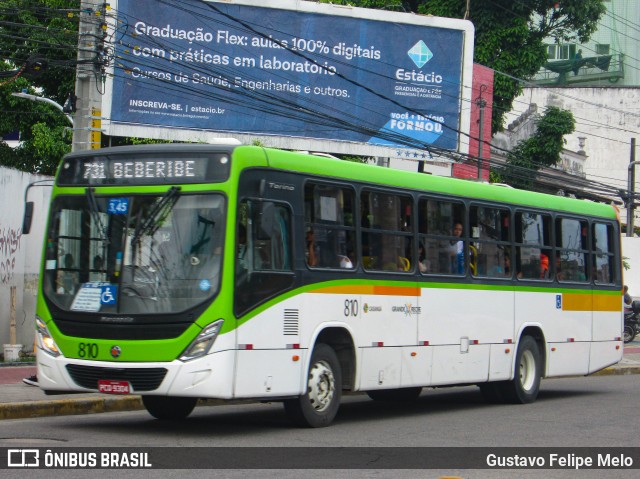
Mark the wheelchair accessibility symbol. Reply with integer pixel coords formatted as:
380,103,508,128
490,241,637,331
101,285,117,305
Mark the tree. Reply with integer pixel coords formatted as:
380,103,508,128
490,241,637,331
498,106,576,189
2,0,605,174
325,1,605,134
0,0,79,174
415,0,606,133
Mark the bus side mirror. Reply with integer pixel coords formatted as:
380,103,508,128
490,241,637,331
22,201,34,235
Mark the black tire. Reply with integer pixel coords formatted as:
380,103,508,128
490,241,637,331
497,335,541,404
623,323,637,343
283,343,342,428
142,396,197,420
367,387,422,402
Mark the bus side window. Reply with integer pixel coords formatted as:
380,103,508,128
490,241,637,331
592,222,616,284
469,205,511,278
555,217,589,282
360,190,413,272
418,197,465,275
305,183,356,270
515,211,552,281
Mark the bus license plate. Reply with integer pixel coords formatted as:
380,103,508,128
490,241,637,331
98,380,131,395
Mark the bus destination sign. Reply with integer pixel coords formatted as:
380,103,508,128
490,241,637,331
57,153,231,186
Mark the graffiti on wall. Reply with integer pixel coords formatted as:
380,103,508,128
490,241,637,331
0,225,22,284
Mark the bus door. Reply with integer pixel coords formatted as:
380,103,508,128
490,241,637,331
233,177,299,398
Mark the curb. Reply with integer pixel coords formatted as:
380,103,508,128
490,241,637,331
0,395,143,420
1,366,638,420
591,366,640,376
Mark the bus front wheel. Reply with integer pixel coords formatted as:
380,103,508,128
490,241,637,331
283,343,342,428
500,335,541,404
142,396,197,420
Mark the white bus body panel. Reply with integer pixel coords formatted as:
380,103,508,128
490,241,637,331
37,348,238,398
38,286,622,400
420,287,513,384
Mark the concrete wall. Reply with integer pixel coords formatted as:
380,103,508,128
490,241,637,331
0,166,52,354
622,236,640,295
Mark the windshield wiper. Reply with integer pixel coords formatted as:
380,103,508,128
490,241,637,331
131,186,181,248
189,214,215,254
86,187,109,243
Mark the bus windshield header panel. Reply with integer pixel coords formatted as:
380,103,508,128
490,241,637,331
57,152,231,186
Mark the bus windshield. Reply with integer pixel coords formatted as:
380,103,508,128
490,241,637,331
42,192,226,315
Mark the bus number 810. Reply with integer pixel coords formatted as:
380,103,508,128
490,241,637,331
344,299,358,317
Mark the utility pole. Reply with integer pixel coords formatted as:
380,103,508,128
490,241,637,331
476,85,487,180
71,0,104,152
627,138,637,236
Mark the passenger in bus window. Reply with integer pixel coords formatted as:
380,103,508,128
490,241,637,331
90,254,104,281
418,243,430,273
555,253,564,281
306,229,318,266
506,254,523,279
57,253,78,294
540,253,550,279
338,255,353,269
449,221,464,274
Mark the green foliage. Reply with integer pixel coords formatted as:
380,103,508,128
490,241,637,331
129,137,172,145
489,170,503,184
342,155,372,164
27,123,72,174
500,107,575,189
417,0,605,133
318,0,404,10
0,0,79,173
1,0,605,174
317,1,605,135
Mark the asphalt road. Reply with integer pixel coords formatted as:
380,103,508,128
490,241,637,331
1,374,639,478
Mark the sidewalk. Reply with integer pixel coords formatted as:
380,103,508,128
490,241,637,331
2,345,640,420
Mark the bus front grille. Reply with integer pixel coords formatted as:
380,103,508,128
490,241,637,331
66,364,168,392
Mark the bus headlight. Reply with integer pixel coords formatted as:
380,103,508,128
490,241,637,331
36,317,61,357
179,320,224,362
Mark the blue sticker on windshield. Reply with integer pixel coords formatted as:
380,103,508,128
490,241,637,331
108,198,129,215
101,285,118,305
199,279,211,292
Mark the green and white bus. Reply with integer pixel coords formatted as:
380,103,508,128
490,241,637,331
31,143,623,427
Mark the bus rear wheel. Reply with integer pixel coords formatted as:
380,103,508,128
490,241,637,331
142,396,197,420
499,335,541,404
283,343,342,428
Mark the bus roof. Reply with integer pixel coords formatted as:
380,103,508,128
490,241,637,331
259,146,618,221
58,144,617,221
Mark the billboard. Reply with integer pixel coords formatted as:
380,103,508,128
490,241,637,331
104,0,474,156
